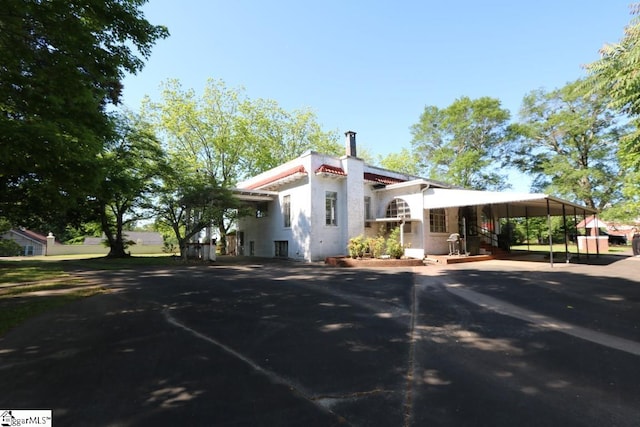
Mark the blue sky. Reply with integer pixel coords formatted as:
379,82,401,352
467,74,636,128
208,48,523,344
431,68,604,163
121,1,633,191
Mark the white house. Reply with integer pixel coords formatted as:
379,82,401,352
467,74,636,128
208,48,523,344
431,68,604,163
233,131,597,262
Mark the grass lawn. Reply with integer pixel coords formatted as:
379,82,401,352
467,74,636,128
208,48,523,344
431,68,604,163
0,255,179,336
0,287,106,336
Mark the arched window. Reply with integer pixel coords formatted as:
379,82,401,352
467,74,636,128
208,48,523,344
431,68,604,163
385,199,411,232
386,199,411,219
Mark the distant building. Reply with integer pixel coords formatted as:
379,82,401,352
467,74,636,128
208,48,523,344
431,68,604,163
83,231,164,246
0,229,165,257
1,229,50,256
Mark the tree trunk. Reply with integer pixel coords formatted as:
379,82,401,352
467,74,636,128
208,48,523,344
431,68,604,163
107,239,128,258
217,224,227,255
101,202,130,258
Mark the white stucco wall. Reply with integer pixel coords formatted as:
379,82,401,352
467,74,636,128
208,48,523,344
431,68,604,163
236,152,357,262
343,156,365,244
373,183,427,259
237,164,314,260
309,172,345,260
236,153,438,261
424,207,459,255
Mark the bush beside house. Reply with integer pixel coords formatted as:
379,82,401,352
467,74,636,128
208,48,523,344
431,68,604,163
347,227,406,260
0,239,22,256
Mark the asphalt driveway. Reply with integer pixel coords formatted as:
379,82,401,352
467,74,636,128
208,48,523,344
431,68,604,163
1,257,639,426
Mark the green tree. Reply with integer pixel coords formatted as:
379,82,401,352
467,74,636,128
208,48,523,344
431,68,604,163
238,99,341,176
586,3,640,170
509,80,624,211
410,96,511,190
144,78,340,253
96,113,165,258
153,167,240,260
0,0,168,226
585,4,640,221
377,148,421,176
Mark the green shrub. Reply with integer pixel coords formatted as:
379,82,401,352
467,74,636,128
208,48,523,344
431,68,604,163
367,236,386,258
347,235,367,258
0,239,22,257
386,227,405,259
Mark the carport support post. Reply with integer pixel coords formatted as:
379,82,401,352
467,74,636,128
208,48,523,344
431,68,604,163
547,199,553,267
506,204,511,252
595,213,601,257
583,209,590,260
562,204,569,263
525,207,530,253
573,207,580,261
462,217,468,255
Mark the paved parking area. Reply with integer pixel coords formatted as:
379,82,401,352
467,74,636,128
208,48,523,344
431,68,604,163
1,256,639,426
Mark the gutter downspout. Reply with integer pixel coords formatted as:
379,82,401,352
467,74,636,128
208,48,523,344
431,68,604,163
421,184,431,259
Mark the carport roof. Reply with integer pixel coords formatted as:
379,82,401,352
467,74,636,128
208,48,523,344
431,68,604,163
423,188,597,217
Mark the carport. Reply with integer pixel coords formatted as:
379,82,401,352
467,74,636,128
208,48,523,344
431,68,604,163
422,188,599,266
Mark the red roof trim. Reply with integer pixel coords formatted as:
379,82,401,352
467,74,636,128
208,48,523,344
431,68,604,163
315,164,346,176
246,165,307,190
364,172,405,185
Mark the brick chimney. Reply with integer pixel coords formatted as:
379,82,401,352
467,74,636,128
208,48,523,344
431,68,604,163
345,131,357,157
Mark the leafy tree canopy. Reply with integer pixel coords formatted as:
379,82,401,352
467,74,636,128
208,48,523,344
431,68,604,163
377,148,422,176
144,78,341,186
410,96,511,190
586,3,640,170
509,80,625,211
95,112,165,257
0,0,168,227
143,78,341,254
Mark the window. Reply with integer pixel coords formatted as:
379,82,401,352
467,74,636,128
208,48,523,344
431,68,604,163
386,199,411,219
274,240,288,257
430,208,447,233
325,191,337,226
364,196,371,228
385,199,411,233
283,195,291,227
256,202,268,218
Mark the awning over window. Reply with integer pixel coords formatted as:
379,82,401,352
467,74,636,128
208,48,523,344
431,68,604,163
422,188,597,217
